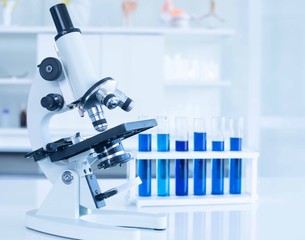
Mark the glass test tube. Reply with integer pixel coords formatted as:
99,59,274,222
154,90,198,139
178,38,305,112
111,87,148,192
157,116,170,196
175,117,189,196
193,118,207,195
137,116,152,197
211,117,225,195
229,117,243,194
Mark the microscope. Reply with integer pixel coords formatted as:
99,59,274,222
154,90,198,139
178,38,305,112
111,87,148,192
25,3,166,240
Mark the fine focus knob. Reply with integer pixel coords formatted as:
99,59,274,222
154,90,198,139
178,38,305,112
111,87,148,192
41,94,64,111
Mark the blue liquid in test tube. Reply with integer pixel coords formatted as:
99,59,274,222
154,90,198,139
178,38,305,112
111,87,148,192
212,140,225,195
138,133,152,196
157,133,170,196
175,140,189,196
230,137,242,194
194,132,207,195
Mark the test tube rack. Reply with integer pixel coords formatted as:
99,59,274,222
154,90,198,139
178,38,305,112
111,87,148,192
127,150,259,207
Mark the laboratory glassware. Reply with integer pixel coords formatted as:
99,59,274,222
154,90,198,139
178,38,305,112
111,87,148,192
211,117,225,195
175,117,189,196
157,116,171,196
193,117,207,195
1,108,10,128
121,0,137,26
138,116,152,196
229,117,243,194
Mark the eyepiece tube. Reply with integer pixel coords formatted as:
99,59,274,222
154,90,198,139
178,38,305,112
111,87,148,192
50,3,80,40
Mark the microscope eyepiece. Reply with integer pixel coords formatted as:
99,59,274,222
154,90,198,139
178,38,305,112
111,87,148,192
50,3,80,41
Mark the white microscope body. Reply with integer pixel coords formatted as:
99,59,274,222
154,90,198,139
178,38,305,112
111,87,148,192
25,4,166,240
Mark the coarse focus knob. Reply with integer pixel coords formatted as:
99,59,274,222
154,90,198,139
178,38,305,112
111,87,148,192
39,57,62,81
41,94,64,111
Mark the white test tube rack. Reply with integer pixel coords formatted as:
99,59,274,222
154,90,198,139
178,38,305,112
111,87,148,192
126,150,259,207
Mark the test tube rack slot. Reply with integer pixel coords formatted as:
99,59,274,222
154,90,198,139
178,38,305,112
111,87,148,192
127,150,259,207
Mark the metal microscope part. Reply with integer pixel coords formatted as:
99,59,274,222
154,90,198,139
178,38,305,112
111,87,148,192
25,4,167,236
95,140,132,169
101,93,119,110
85,174,106,208
95,177,142,201
79,77,133,132
80,77,114,102
50,5,134,122
25,137,74,161
47,119,157,163
38,57,63,81
87,105,108,132
113,89,134,112
41,93,64,111
50,3,81,41
80,78,116,132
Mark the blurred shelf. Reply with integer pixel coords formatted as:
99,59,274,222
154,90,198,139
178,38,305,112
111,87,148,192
0,128,30,152
164,80,231,87
0,26,235,36
0,78,32,86
261,116,305,130
0,26,55,34
0,128,28,136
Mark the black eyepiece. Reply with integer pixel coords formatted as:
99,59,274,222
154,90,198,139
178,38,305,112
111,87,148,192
50,3,80,41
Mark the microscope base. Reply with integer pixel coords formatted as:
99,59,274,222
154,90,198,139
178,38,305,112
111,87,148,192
26,209,140,240
25,170,166,240
82,209,167,230
26,208,166,240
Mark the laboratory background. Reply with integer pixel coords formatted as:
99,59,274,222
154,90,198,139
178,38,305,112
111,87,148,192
0,0,304,239
0,0,304,178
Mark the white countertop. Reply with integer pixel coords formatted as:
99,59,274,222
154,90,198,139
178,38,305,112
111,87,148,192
0,176,304,240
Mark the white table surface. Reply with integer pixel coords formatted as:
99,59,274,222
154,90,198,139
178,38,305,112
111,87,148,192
0,176,304,240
